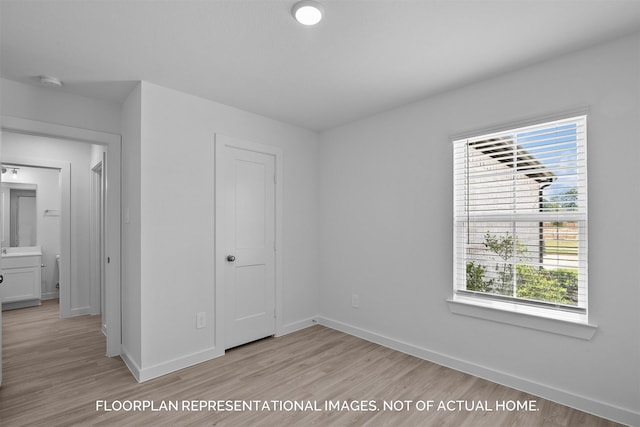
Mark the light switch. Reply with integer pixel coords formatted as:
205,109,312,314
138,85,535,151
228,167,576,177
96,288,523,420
196,312,206,329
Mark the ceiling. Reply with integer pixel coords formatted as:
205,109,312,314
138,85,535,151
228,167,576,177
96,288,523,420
2,1,640,132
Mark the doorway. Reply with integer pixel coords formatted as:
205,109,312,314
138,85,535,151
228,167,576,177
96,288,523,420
1,164,62,303
0,116,121,358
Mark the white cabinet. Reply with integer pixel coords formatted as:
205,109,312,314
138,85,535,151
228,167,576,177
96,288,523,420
1,247,42,310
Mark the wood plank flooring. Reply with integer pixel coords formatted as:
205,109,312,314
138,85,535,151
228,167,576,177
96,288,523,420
0,300,622,426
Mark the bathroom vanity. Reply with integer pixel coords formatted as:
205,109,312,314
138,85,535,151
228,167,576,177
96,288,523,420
1,246,42,310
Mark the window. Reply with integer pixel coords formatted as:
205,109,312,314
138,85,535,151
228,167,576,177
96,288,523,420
453,115,587,322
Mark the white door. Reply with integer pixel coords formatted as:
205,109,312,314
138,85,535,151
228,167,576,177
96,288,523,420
218,137,276,349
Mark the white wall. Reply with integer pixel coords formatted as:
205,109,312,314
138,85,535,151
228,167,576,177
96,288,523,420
318,33,640,425
0,78,121,134
121,81,320,379
2,132,96,314
121,84,142,369
1,165,61,298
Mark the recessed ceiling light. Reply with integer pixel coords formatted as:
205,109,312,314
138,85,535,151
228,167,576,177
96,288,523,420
39,75,63,87
292,1,324,26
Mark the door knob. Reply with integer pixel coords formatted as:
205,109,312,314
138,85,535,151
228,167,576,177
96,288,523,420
226,255,236,262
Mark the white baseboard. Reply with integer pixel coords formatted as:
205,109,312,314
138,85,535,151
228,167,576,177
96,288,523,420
70,306,93,316
41,292,60,300
277,317,316,336
2,299,41,311
120,347,142,382
124,318,314,384
316,316,639,427
135,347,224,383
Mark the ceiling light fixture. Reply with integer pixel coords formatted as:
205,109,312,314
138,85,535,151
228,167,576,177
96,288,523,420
1,165,20,177
39,75,63,88
292,0,324,26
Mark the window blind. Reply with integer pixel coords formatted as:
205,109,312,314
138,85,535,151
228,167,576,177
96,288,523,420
453,115,587,311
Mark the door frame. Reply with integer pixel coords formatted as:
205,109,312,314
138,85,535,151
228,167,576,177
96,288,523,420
90,158,106,329
214,134,283,352
0,116,122,357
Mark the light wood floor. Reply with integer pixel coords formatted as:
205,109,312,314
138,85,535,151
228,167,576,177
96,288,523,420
0,300,621,426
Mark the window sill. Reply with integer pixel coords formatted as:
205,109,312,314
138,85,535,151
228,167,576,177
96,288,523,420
446,295,598,340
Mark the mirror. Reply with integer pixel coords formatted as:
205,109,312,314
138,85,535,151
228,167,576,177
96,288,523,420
1,182,37,248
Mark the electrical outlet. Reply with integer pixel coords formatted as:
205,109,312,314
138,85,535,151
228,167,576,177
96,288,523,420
351,293,359,308
196,312,206,329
